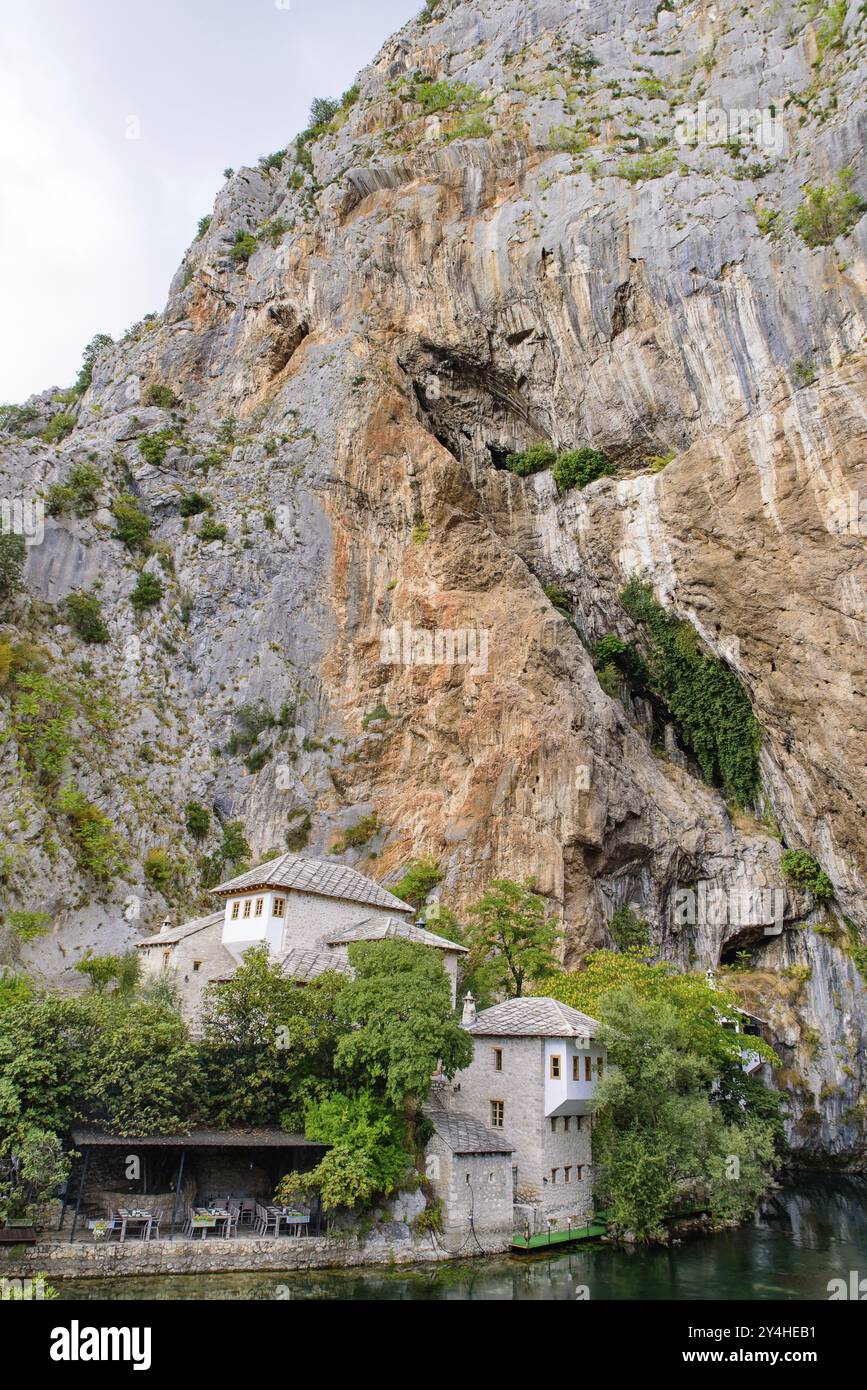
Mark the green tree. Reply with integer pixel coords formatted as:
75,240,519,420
591,988,779,1240
391,857,443,910
200,947,346,1128
465,878,561,997
280,1091,409,1211
335,940,472,1108
73,333,113,395
76,996,201,1135
0,1125,70,1222
74,951,140,995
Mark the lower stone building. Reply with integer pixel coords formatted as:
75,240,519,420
423,1110,514,1250
428,995,605,1238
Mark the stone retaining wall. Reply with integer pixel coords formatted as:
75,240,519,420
2,1227,511,1281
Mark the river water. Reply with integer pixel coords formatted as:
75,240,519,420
57,1176,866,1301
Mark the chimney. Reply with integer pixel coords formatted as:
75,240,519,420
461,992,477,1027
160,916,172,935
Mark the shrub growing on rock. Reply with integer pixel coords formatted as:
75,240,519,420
553,447,615,492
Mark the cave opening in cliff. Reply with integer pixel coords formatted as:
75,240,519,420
719,925,775,968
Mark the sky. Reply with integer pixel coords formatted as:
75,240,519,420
0,0,420,402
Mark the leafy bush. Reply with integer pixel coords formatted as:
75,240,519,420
332,814,381,853
258,149,287,172
6,910,51,942
446,115,492,142
144,848,174,888
196,214,212,239
552,447,615,492
548,123,588,154
259,217,289,248
65,592,109,644
285,812,312,852
793,170,865,248
392,857,443,910
138,429,176,466
637,75,666,99
790,357,817,388
46,462,102,517
411,518,430,544
185,801,210,840
609,905,650,953
781,851,834,903
55,786,127,880
615,150,675,184
111,493,152,551
413,79,479,114
144,384,179,409
178,492,211,517
42,411,76,444
505,442,556,476
198,516,227,542
130,571,163,611
620,580,761,805
228,231,258,265
544,583,571,610
341,84,360,109
593,633,648,686
0,532,26,606
565,45,599,75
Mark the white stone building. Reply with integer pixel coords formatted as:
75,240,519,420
430,995,606,1235
136,852,467,1019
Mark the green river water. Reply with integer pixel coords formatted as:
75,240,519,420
56,1176,866,1301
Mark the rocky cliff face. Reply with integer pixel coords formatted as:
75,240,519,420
1,0,865,1159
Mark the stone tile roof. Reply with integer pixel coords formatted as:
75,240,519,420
135,911,224,948
426,1110,514,1155
210,853,413,914
325,915,468,953
465,997,601,1039
277,948,353,981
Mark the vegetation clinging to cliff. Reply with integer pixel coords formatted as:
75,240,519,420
620,581,762,807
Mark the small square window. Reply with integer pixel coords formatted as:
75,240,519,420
550,1054,562,1080
596,1056,604,1078
550,1169,558,1184
572,1055,580,1081
576,1165,583,1182
563,1116,570,1132
564,1166,572,1184
255,898,264,917
193,961,202,973
243,900,252,919
274,897,286,918
550,1117,557,1132
494,1048,503,1072
231,902,240,920
490,1101,504,1129
584,1056,592,1082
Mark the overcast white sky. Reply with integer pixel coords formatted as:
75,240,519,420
0,0,419,402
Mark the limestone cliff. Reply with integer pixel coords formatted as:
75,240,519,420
1,0,865,1160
